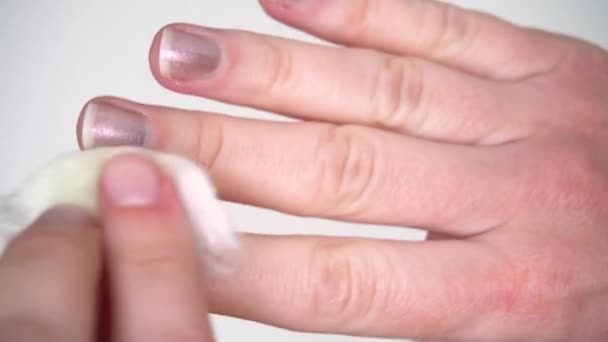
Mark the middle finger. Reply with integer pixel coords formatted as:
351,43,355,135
149,24,532,144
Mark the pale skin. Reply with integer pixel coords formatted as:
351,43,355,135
0,156,215,342
2,0,608,341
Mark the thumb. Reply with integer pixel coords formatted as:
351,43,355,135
99,154,215,342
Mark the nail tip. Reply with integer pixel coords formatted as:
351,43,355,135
81,102,98,150
159,27,175,78
79,100,147,149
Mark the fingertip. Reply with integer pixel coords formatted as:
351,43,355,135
76,102,86,150
76,97,110,151
258,0,292,19
98,153,186,223
148,24,166,88
147,23,231,99
100,154,161,209
78,96,157,152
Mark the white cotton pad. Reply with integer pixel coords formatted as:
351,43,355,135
0,147,239,273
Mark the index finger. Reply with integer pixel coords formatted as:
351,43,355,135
0,206,101,342
78,98,516,236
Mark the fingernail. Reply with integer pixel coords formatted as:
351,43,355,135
80,101,149,149
102,156,159,207
159,26,221,82
36,205,97,226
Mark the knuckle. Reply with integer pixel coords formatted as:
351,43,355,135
260,37,294,95
342,0,374,39
120,242,186,276
311,126,377,218
372,56,427,132
423,3,481,58
306,240,384,322
196,115,225,172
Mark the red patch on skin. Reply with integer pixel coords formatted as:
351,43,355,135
480,241,566,330
492,265,532,314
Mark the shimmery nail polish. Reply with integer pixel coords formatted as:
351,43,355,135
159,27,221,82
80,101,148,149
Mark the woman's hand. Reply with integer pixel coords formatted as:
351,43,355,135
77,0,608,340
0,155,215,341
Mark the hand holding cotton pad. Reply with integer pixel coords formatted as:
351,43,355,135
0,147,239,272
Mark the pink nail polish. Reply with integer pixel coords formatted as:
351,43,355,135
80,101,149,150
159,26,221,82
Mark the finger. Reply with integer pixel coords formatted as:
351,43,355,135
147,24,531,144
0,206,101,342
205,233,511,340
78,98,520,236
426,231,456,241
260,0,566,79
99,154,214,342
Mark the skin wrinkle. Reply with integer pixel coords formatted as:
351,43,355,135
48,0,608,339
376,57,426,132
423,3,479,61
346,0,373,41
326,127,377,220
262,37,295,99
307,239,396,334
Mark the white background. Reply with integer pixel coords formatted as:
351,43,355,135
0,1,606,341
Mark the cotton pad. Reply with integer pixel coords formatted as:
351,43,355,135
0,147,239,272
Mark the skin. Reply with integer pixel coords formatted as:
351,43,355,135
0,156,215,342
139,1,608,340
3,0,608,341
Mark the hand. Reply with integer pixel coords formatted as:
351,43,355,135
0,156,214,341
76,0,608,340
